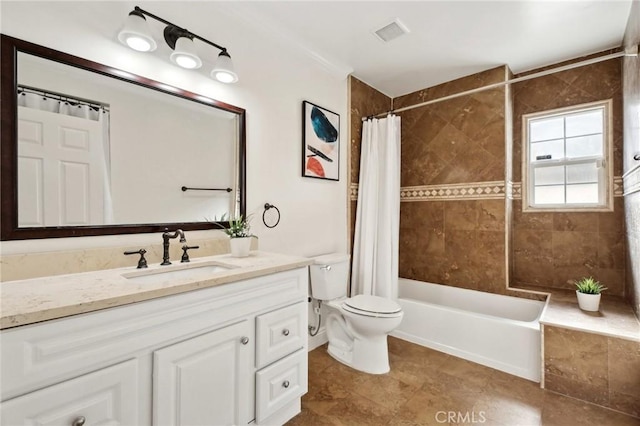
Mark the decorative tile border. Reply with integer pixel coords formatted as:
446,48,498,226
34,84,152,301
622,166,640,196
401,181,505,201
613,176,624,197
509,181,522,200
350,183,359,201
349,176,624,203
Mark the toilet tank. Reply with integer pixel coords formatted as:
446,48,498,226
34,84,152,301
310,253,351,301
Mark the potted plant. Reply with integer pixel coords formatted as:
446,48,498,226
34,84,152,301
575,277,607,312
216,214,255,257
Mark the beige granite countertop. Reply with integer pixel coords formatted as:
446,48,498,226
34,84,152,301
0,251,312,330
515,285,640,342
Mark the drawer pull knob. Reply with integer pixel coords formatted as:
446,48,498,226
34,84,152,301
72,417,86,426
282,329,290,336
241,336,249,345
282,380,290,388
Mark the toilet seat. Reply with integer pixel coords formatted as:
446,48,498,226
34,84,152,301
342,295,402,318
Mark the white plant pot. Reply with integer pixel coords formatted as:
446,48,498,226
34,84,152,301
576,291,601,312
230,237,252,257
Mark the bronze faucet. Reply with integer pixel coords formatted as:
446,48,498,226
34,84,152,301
161,228,186,265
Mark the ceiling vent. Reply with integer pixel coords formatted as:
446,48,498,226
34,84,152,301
373,18,410,43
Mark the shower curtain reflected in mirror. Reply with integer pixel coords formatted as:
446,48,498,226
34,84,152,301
352,114,401,299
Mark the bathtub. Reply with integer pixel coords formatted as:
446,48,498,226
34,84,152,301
391,278,546,382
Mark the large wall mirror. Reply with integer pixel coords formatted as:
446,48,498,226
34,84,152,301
1,35,246,240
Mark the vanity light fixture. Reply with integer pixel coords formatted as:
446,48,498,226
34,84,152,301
118,6,238,83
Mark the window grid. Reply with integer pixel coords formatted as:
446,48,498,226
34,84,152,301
530,131,602,145
524,101,611,211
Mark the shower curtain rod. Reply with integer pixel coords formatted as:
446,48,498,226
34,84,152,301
18,85,110,111
361,46,637,121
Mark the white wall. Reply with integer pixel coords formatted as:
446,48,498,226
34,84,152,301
1,1,349,258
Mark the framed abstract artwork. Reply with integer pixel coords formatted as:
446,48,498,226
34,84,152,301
302,101,340,181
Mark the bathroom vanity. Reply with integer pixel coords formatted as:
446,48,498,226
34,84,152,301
0,251,311,426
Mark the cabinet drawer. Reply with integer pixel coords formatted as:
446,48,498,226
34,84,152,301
1,358,139,425
256,302,306,368
255,349,307,423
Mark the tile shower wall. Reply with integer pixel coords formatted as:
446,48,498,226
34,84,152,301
511,58,626,296
399,199,507,294
396,66,513,295
627,192,640,313
623,0,640,316
349,58,627,300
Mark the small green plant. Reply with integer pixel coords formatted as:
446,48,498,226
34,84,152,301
575,277,607,294
214,213,254,238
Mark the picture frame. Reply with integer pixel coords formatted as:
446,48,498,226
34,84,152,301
302,100,340,181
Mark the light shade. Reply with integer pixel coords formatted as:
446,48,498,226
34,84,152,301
170,37,202,70
211,51,238,83
117,11,157,52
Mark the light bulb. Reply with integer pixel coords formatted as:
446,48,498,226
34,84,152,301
118,10,157,52
210,51,238,83
126,36,153,52
212,71,235,83
174,55,199,69
170,37,202,70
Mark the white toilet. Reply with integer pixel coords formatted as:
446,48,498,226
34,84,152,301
310,253,403,374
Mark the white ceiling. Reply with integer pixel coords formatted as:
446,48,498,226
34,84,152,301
2,1,633,99
230,0,633,97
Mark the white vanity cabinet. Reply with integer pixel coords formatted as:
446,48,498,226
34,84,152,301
0,266,309,426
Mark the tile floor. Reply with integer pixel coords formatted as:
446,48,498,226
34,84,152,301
286,337,640,426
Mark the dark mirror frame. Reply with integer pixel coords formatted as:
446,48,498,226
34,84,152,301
1,35,246,241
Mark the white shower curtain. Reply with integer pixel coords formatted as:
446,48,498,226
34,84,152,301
351,114,401,300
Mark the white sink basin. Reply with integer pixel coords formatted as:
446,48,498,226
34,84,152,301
123,262,233,285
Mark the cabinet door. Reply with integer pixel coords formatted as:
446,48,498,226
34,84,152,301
1,359,139,425
153,320,252,426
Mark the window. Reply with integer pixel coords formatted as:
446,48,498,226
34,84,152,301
523,100,612,211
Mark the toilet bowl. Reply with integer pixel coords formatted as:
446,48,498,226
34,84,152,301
325,295,403,374
309,254,403,374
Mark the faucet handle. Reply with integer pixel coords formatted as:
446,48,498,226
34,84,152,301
181,245,200,263
124,249,148,269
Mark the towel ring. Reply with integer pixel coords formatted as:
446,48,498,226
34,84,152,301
263,203,281,228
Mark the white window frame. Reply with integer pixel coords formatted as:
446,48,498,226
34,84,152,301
522,99,613,212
